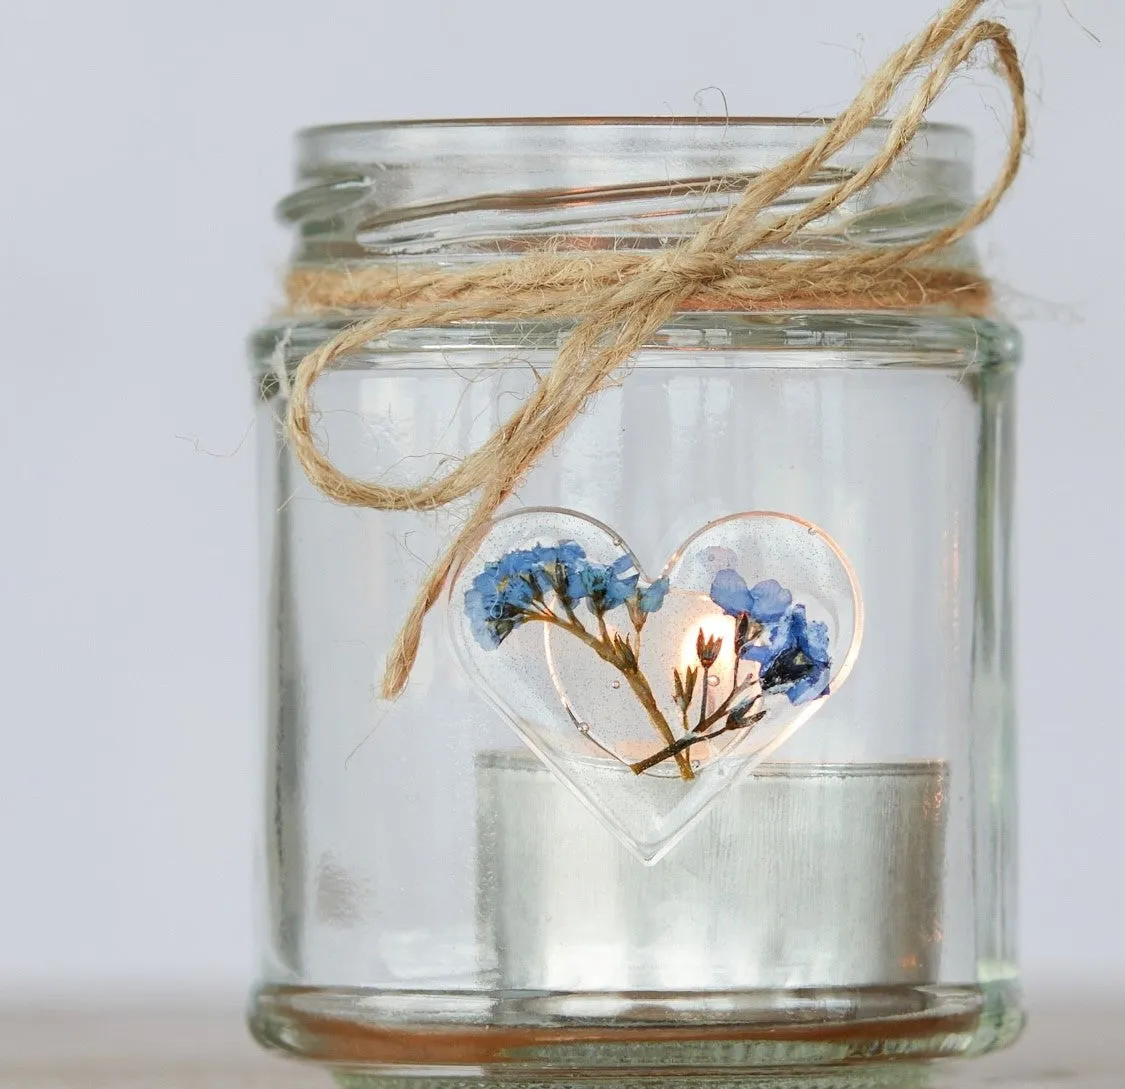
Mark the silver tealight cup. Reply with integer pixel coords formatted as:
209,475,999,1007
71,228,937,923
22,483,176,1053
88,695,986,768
476,752,948,993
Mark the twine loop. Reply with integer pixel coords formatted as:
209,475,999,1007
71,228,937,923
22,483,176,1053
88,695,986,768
282,0,1026,699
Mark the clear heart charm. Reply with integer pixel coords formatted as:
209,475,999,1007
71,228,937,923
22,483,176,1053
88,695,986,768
449,509,863,862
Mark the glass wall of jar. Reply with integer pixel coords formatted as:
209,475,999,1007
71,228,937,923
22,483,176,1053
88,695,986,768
250,120,1021,1083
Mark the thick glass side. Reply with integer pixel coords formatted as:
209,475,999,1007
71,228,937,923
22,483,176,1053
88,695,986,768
249,315,1021,1081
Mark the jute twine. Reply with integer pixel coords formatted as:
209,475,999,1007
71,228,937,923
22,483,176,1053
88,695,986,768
284,0,1025,700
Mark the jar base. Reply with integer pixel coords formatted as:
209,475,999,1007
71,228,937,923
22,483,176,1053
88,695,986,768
335,1072,932,1089
249,980,1022,1082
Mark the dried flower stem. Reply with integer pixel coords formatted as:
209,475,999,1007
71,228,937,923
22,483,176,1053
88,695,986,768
537,612,695,780
629,695,763,775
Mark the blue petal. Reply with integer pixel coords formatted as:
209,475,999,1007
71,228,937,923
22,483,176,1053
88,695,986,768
785,605,832,666
740,642,776,664
611,553,637,575
470,563,501,595
579,561,638,613
747,579,793,623
538,541,586,602
497,549,535,577
465,550,549,647
464,587,502,649
786,663,831,704
710,568,753,617
556,541,588,567
637,577,669,614
464,585,487,620
803,617,831,665
504,573,537,607
738,612,792,663
604,571,639,609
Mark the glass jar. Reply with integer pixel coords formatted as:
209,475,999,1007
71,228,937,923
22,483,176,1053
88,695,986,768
250,119,1022,1085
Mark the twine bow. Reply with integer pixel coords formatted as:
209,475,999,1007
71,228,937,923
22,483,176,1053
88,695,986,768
284,0,1025,699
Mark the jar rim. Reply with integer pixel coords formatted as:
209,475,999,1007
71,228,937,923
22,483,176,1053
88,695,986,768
298,115,968,138
295,116,971,172
286,116,976,268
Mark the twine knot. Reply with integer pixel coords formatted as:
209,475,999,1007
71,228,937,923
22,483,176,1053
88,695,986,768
283,0,1025,700
652,250,738,295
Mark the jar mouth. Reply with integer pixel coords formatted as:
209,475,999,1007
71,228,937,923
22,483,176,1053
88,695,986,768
298,115,968,144
295,115,970,174
285,116,975,264
298,114,968,133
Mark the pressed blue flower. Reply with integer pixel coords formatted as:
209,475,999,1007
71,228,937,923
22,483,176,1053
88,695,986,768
709,569,793,623
625,574,669,631
465,546,569,649
635,576,669,615
464,589,519,648
580,554,640,615
537,540,588,603
742,604,831,704
493,541,590,599
493,550,543,607
464,560,535,649
464,540,596,648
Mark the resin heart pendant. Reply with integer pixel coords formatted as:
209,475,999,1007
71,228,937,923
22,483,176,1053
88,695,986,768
449,509,862,862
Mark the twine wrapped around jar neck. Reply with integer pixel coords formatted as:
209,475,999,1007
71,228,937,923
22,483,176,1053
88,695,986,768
283,0,1026,700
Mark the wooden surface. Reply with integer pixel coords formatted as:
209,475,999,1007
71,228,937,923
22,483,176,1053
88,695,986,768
0,1002,1119,1088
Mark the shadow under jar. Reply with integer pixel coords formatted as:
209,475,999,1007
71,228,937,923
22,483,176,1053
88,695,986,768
249,119,1022,1087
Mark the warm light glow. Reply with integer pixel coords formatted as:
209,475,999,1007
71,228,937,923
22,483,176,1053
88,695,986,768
678,611,735,689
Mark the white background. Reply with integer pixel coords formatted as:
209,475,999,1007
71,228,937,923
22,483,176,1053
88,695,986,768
0,0,1121,1000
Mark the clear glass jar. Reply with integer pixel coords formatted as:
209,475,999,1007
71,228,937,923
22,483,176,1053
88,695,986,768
250,119,1022,1084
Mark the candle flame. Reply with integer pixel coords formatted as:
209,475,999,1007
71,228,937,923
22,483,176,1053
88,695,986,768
678,612,734,684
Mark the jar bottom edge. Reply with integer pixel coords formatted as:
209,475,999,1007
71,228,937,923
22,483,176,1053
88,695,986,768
249,979,1023,1080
